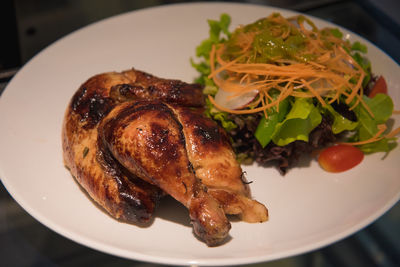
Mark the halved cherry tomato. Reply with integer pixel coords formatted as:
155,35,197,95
318,144,364,173
368,76,387,98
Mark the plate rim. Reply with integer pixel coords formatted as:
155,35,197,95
1,2,399,266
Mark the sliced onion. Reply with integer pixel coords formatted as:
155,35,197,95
214,87,258,110
212,71,259,110
309,78,334,96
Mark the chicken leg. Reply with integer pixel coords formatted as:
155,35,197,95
98,101,231,246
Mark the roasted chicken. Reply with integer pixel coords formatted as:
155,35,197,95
62,68,268,246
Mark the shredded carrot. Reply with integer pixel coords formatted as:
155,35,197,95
209,44,216,75
205,13,399,148
207,13,368,119
342,123,400,146
385,126,400,139
300,78,326,106
343,124,387,146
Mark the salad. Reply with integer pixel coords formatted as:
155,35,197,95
191,13,399,174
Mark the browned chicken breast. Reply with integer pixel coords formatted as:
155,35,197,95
62,68,268,246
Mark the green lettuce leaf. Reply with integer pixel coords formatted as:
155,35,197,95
322,104,358,134
357,127,397,154
353,93,395,153
360,93,393,123
191,13,231,85
195,14,230,59
272,98,322,146
351,41,368,53
330,28,343,38
255,96,290,147
204,98,237,132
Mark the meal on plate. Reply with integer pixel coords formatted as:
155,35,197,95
191,13,399,174
62,68,268,246
62,12,398,247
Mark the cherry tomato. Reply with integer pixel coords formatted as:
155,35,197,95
368,76,387,98
318,144,364,173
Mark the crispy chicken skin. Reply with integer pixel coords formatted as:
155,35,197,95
62,68,204,223
98,101,231,246
63,68,268,246
170,105,268,223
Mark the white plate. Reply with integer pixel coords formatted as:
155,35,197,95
0,2,399,266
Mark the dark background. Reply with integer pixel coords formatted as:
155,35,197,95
1,0,399,266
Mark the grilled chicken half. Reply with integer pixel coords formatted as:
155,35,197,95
63,68,204,222
62,68,268,246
